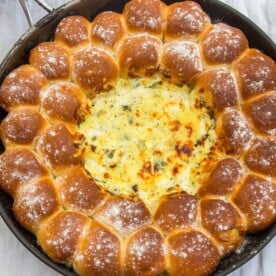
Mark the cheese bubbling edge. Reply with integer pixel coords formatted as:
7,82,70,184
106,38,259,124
79,76,217,210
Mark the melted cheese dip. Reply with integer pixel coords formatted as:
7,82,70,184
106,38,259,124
79,76,217,210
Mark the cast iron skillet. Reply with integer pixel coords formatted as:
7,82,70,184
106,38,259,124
0,0,275,275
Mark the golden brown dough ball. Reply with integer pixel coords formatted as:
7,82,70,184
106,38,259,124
38,211,88,263
167,229,221,276
201,23,248,64
95,197,151,237
74,220,122,276
200,199,245,255
72,47,119,94
232,174,276,233
161,40,202,84
55,16,90,47
40,82,83,123
0,147,47,197
57,167,104,215
165,1,210,40
91,12,126,49
123,0,166,36
0,108,45,145
36,123,80,172
30,42,70,80
154,192,197,233
117,34,161,77
234,49,276,99
198,158,243,196
196,67,239,112
125,227,166,275
216,108,253,155
0,65,46,111
13,178,59,233
245,138,276,177
243,92,276,135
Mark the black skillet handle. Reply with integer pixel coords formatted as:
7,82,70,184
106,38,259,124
18,0,54,27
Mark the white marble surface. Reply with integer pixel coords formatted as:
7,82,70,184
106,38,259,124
0,0,275,275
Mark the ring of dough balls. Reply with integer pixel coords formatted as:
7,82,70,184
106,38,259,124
0,0,275,275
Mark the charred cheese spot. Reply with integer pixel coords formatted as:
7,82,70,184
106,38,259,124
79,76,217,209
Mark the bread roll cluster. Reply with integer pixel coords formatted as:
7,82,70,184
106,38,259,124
0,0,275,275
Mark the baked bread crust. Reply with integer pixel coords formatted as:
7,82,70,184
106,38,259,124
0,1,275,275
